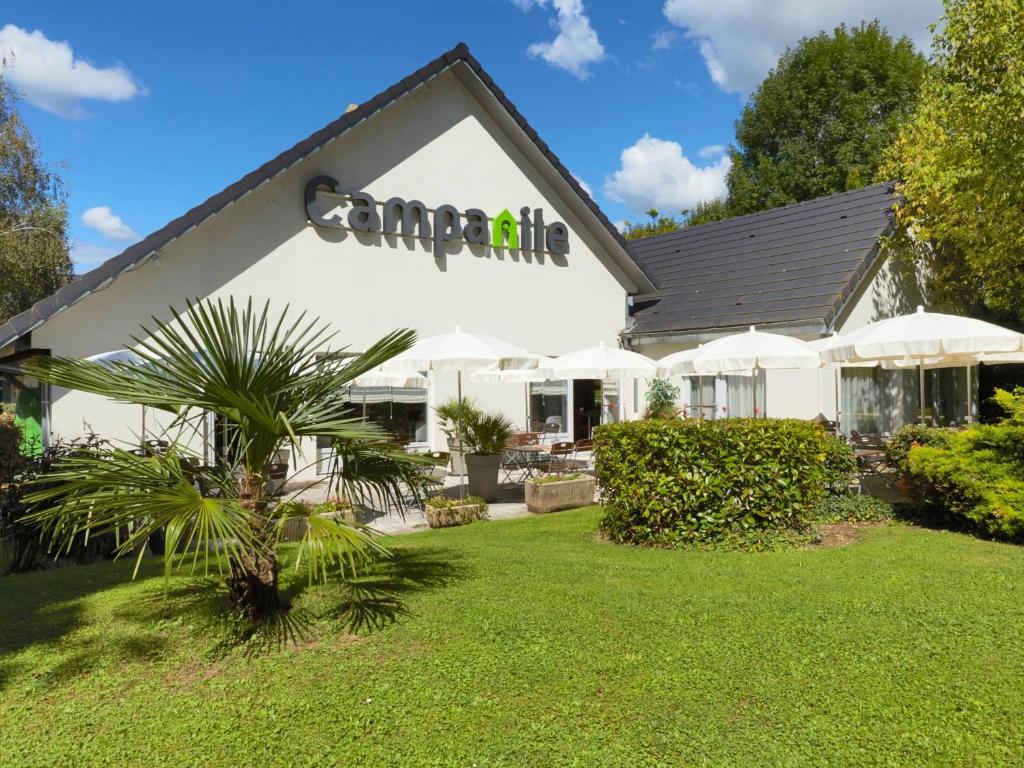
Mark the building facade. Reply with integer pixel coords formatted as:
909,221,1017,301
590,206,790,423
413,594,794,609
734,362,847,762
0,44,974,473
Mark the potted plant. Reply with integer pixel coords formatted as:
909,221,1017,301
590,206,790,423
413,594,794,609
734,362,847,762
423,495,488,528
525,473,596,514
434,397,480,476
463,411,514,502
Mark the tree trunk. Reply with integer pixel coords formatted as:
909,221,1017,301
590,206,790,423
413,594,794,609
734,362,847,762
225,470,279,620
227,546,279,620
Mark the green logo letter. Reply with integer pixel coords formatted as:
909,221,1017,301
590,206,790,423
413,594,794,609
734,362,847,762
491,208,519,250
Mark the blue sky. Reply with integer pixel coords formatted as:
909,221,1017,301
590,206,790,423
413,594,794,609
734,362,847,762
3,0,941,272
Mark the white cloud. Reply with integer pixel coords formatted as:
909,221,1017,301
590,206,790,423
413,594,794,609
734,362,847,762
521,0,605,79
82,206,138,242
0,24,143,118
69,241,118,272
698,143,727,158
662,0,941,95
652,29,679,51
604,134,730,215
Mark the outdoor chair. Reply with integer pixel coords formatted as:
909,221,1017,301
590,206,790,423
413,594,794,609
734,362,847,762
420,451,449,484
546,441,582,474
541,421,561,445
572,438,594,470
850,431,892,491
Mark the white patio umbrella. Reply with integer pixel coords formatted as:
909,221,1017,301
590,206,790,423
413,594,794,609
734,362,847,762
380,327,539,494
351,368,429,420
547,342,657,380
469,356,557,384
681,326,822,418
820,306,1024,362
86,349,149,446
470,358,557,427
656,346,703,377
545,343,656,428
820,306,1024,423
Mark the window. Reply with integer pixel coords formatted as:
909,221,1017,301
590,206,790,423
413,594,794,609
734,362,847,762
683,376,716,419
723,373,766,418
529,380,567,434
841,367,917,434
347,385,429,445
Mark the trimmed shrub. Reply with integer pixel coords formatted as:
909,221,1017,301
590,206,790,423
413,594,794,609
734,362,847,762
907,424,1024,542
885,424,953,474
594,418,830,546
823,434,857,495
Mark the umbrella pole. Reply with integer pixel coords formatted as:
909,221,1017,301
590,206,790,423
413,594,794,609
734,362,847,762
362,390,367,420
834,365,842,434
966,364,973,424
752,369,757,418
918,362,926,425
141,404,146,449
457,371,466,499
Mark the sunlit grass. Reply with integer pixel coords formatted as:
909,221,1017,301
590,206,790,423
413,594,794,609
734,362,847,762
2,507,1024,766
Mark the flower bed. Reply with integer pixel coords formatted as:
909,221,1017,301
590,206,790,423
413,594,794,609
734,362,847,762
525,473,595,513
423,495,488,528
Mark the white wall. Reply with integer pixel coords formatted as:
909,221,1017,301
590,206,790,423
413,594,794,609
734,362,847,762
33,70,631,470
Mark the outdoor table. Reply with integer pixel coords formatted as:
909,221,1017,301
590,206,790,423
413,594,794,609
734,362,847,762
502,444,552,483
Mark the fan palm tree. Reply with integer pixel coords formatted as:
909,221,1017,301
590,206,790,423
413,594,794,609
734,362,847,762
20,297,429,620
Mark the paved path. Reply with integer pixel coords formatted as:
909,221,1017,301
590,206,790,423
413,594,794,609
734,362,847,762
285,475,536,536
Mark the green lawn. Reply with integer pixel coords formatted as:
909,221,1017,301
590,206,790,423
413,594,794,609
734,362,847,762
3,508,1024,767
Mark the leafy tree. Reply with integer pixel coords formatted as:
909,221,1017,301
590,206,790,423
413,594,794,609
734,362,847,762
21,298,429,621
684,198,731,227
880,0,1024,324
726,21,927,215
622,200,730,241
0,75,72,324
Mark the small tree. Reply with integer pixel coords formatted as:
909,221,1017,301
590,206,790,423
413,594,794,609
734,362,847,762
0,75,73,323
21,298,428,620
880,0,1024,325
645,378,680,419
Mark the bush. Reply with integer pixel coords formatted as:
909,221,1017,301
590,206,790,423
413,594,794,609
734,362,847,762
823,434,857,495
644,378,680,419
812,494,894,523
906,424,1024,542
594,418,831,546
885,424,953,473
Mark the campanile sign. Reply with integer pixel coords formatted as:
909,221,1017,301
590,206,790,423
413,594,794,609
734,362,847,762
304,176,570,259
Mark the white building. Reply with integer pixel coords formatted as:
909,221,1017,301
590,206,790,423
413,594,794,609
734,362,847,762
0,43,975,473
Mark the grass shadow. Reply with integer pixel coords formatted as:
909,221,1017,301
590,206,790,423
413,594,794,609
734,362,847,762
283,544,470,637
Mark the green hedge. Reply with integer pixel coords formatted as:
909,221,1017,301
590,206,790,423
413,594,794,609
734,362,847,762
885,424,954,474
594,418,830,545
907,424,1024,542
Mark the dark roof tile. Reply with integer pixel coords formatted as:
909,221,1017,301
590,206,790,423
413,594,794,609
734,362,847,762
627,182,897,337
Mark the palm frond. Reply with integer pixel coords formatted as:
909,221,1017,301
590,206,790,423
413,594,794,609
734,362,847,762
23,447,255,580
273,501,390,585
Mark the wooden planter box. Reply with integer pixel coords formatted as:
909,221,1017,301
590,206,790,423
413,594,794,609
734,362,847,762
525,475,596,514
424,501,486,528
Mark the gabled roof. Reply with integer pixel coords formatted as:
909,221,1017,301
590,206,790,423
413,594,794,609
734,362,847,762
0,43,653,353
626,182,898,339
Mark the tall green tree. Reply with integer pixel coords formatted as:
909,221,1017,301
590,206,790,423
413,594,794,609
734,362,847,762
22,298,429,621
726,21,927,215
880,0,1024,324
0,76,73,325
